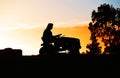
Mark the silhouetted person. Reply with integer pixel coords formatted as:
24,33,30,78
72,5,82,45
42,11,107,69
41,23,61,46
40,23,62,55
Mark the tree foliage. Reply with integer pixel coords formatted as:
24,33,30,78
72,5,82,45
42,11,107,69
87,3,120,54
86,22,101,55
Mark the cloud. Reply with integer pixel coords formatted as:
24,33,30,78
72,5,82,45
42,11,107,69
0,19,90,31
55,20,90,27
0,24,43,31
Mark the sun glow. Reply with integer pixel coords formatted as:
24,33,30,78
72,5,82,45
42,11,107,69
0,25,43,56
0,36,39,55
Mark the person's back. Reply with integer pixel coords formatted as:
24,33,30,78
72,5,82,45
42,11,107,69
42,23,54,45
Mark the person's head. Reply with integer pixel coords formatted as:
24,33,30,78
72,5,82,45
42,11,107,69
46,23,53,30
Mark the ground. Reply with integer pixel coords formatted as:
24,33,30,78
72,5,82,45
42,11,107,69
0,54,119,75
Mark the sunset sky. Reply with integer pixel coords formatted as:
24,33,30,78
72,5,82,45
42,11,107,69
0,0,120,55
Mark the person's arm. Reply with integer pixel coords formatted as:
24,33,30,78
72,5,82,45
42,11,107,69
54,34,62,38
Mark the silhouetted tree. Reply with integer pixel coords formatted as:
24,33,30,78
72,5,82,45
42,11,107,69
87,3,120,54
86,22,101,55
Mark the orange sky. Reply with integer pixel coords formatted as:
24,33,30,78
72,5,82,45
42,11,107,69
0,25,90,55
0,24,106,55
53,26,91,53
0,0,117,55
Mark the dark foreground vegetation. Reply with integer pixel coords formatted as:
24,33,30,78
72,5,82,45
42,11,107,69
0,53,120,75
